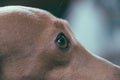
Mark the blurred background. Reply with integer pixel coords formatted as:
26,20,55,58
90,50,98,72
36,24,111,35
0,0,120,66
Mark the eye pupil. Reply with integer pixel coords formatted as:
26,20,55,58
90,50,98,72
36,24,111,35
55,32,70,50
57,36,66,46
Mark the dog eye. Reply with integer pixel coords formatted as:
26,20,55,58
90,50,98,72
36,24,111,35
55,32,70,50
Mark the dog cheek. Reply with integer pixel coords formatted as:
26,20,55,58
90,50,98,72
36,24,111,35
51,47,72,67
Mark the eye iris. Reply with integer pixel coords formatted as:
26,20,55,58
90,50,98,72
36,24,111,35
55,33,70,50
58,36,66,46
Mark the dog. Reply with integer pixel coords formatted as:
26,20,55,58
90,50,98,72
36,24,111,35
0,6,119,80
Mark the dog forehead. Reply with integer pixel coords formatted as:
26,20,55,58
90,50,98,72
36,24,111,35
0,6,72,41
0,6,73,41
0,6,59,32
0,6,56,22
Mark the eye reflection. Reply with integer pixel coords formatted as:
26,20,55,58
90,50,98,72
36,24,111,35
55,32,70,50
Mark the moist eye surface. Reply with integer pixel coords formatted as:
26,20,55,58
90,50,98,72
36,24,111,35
55,32,70,50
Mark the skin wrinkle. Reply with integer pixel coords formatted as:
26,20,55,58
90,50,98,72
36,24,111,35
0,6,119,80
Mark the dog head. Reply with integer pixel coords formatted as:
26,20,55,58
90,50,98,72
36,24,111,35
0,6,119,80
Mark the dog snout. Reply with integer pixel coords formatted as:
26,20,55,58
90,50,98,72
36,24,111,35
47,42,120,80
